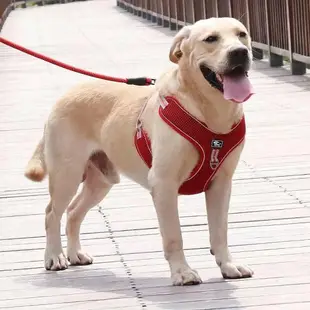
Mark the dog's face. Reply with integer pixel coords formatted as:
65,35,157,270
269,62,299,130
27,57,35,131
170,18,253,103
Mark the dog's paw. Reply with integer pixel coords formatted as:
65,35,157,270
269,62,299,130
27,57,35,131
45,252,68,271
221,262,253,279
172,267,202,286
68,250,93,266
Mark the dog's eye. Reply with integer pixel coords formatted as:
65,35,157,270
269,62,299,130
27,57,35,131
239,31,247,38
204,35,218,43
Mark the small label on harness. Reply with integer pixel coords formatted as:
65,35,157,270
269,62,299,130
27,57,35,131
211,139,224,149
136,121,143,139
160,97,169,109
137,128,142,139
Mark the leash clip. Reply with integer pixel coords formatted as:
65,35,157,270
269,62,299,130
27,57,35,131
127,77,156,86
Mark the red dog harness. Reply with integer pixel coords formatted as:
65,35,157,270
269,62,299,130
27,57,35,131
134,96,246,195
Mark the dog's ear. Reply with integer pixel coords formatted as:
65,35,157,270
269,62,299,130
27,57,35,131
169,26,192,64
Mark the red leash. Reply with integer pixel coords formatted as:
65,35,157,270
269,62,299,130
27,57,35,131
0,37,155,86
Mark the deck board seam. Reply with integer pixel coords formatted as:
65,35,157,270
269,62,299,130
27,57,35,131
99,206,147,309
241,160,308,207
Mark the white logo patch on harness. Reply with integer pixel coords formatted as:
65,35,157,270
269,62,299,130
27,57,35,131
210,140,223,170
211,139,224,149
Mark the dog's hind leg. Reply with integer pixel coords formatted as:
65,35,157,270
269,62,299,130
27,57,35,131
44,132,92,271
66,152,120,265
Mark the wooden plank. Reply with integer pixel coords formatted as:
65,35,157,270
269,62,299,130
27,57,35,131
1,0,310,309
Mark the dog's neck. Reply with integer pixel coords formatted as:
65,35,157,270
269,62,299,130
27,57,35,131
169,64,244,133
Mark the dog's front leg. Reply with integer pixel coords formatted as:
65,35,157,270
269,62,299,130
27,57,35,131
149,172,202,286
205,175,253,279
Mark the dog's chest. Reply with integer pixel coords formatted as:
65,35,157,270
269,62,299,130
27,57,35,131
135,96,246,195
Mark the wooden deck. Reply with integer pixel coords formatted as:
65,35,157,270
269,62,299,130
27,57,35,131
1,0,310,309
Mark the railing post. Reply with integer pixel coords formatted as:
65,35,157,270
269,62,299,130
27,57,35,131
215,0,219,17
138,0,142,17
245,0,250,31
182,0,186,25
265,0,283,67
134,1,140,16
227,0,232,17
167,0,171,27
142,0,147,18
163,0,169,27
191,0,195,23
152,0,157,23
129,1,134,14
11,0,16,10
202,0,206,19
171,0,178,30
285,0,306,75
147,0,152,20
248,0,263,60
157,0,163,25
133,0,138,15
125,1,129,13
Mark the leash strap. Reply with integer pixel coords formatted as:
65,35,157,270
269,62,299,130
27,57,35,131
0,37,156,86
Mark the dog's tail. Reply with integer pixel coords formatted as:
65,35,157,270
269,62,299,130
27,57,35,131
24,135,47,182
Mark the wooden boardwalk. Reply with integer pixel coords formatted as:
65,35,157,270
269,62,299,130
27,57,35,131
1,0,310,309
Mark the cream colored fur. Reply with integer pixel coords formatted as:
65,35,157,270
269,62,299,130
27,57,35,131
25,17,254,285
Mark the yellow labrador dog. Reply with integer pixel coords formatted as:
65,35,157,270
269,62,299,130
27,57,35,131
25,17,254,285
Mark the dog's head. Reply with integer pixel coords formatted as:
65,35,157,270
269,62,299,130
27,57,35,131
169,18,253,103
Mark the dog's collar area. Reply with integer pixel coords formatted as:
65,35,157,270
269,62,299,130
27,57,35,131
200,65,224,93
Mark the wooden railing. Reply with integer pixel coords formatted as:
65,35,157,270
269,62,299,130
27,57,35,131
14,0,88,9
0,1,87,31
0,1,14,31
116,0,310,75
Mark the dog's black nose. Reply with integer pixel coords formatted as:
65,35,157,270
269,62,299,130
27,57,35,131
229,47,249,66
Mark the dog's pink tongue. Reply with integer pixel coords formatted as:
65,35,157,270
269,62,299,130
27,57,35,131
223,74,254,103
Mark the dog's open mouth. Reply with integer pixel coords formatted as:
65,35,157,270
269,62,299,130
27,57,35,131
200,65,254,103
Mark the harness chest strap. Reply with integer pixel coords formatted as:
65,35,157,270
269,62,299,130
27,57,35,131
134,96,246,195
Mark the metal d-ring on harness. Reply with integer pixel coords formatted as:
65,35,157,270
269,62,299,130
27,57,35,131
0,37,156,86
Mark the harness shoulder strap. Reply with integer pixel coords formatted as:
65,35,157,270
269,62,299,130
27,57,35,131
158,96,210,150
